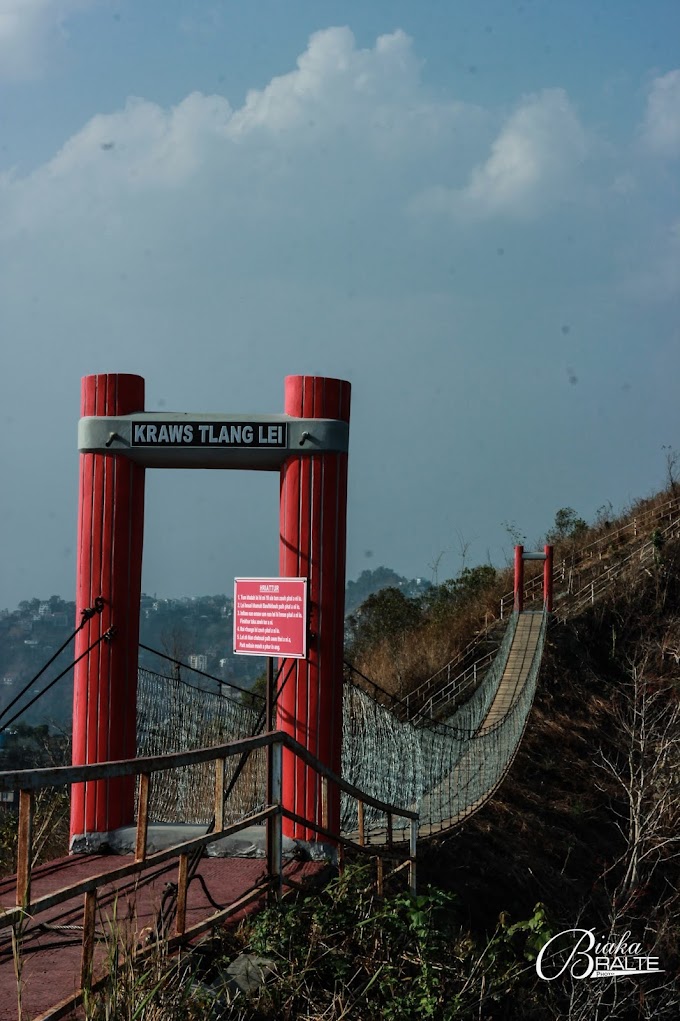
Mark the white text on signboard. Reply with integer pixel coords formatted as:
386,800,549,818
233,578,307,659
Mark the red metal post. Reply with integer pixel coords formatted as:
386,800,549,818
514,545,524,613
543,544,554,612
277,376,350,841
70,374,145,847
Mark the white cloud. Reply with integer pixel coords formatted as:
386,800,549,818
0,0,94,79
641,69,680,158
0,26,677,610
412,88,588,220
0,27,481,240
223,25,476,163
231,27,420,136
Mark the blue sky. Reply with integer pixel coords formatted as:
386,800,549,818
1,0,678,607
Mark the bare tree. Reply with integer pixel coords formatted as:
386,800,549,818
427,549,449,586
160,624,191,680
662,445,679,496
538,656,680,1019
598,660,680,911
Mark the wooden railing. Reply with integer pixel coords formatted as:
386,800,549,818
0,731,417,1017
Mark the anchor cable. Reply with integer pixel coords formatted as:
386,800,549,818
0,628,115,735
0,599,105,726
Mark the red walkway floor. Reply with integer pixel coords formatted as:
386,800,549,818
0,854,326,1021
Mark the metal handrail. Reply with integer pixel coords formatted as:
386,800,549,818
553,515,680,622
405,496,680,714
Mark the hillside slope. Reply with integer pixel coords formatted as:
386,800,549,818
417,537,680,1014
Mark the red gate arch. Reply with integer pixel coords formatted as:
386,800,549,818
70,373,350,849
513,545,554,613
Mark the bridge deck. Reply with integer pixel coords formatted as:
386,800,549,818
478,611,543,731
355,612,545,844
0,853,325,1021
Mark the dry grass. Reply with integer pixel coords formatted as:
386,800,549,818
353,486,680,700
0,785,70,880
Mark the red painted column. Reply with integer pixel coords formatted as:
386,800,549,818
514,545,524,613
277,376,351,841
543,545,554,612
70,374,145,847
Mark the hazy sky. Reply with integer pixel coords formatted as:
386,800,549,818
1,0,678,609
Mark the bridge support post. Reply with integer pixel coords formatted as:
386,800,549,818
514,545,524,613
278,375,351,841
543,545,554,612
70,374,145,850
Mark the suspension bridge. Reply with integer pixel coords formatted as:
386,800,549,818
1,371,678,1020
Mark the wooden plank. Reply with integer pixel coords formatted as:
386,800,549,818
321,777,329,831
16,789,33,907
214,759,225,833
283,809,410,860
0,732,279,792
176,854,188,936
28,883,268,1021
0,806,278,930
0,733,418,820
135,773,150,862
80,889,97,991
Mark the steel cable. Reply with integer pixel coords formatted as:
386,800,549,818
0,598,105,727
0,627,115,735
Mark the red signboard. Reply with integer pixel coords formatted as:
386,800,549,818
233,577,307,658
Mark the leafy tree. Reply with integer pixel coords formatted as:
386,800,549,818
546,507,588,544
347,587,423,653
423,565,497,618
345,567,408,614
240,670,267,710
18,598,39,613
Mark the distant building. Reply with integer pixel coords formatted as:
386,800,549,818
0,790,18,814
188,653,208,672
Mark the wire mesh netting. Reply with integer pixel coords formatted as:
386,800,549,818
341,612,546,836
416,613,546,832
136,668,262,825
136,610,546,840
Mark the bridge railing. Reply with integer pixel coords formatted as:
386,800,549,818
403,495,680,719
0,732,418,1009
552,511,680,621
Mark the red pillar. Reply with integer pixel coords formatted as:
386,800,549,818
514,545,524,613
70,374,145,847
277,376,351,841
543,544,554,612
